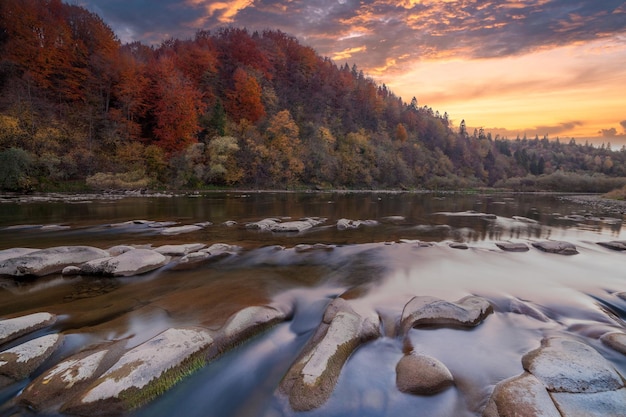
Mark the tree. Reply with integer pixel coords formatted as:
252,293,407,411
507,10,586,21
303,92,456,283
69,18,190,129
225,68,265,123
262,110,304,186
151,56,205,153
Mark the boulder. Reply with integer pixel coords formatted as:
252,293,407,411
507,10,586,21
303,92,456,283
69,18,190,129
245,218,280,230
482,373,561,417
0,334,63,386
600,332,626,356
174,244,241,269
79,249,168,277
0,312,57,346
396,353,453,395
400,295,493,334
449,242,468,250
280,298,380,411
521,337,624,393
597,240,626,251
63,327,214,416
154,243,206,256
0,246,110,277
495,242,529,252
531,241,578,255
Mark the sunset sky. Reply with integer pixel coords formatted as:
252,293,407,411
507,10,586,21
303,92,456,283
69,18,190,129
79,0,626,145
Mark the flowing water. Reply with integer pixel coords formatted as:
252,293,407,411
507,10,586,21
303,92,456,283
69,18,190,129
0,191,625,417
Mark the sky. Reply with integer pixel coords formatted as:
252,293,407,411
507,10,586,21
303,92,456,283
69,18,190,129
78,0,626,145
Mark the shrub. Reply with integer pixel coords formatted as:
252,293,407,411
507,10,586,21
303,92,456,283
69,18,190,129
86,170,150,190
0,147,35,191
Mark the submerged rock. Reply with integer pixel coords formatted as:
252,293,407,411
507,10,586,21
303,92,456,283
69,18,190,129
63,327,214,416
531,241,578,255
78,249,168,277
336,218,379,230
280,298,380,411
0,312,57,346
400,295,493,334
521,337,624,393
173,244,241,269
600,331,626,356
294,243,335,253
245,218,280,230
154,243,206,256
449,242,468,250
495,242,529,252
0,334,63,387
0,246,110,277
396,352,454,395
482,373,561,417
597,240,626,251
269,218,324,233
160,225,204,235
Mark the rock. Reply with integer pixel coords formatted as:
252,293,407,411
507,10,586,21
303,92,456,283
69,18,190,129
597,240,626,251
154,243,206,256
0,312,57,346
19,346,122,410
280,300,380,411
482,373,561,417
61,266,82,276
522,337,624,393
0,334,63,386
0,248,39,263
106,245,137,256
508,299,550,322
396,353,453,395
63,327,214,416
160,225,204,235
336,218,379,230
211,305,292,356
79,249,168,277
495,242,529,252
294,243,335,253
600,332,626,355
550,389,626,417
269,218,323,233
435,211,497,220
400,295,493,334
245,218,280,230
531,241,578,255
222,220,237,227
0,246,110,277
449,242,468,250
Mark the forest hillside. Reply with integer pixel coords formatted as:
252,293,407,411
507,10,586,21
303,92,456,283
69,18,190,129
1,0,626,192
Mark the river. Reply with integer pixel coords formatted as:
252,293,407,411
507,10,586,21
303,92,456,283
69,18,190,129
0,191,625,417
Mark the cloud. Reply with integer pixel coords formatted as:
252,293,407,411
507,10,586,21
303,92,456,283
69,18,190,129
621,120,626,132
481,120,584,139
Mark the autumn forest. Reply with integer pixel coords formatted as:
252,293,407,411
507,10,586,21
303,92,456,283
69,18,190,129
1,0,625,193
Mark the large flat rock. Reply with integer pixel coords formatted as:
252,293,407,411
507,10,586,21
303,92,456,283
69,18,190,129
522,337,624,393
550,388,626,417
531,241,578,255
64,327,214,416
400,295,493,334
280,298,380,411
0,248,40,263
0,312,57,346
0,246,110,277
0,334,63,386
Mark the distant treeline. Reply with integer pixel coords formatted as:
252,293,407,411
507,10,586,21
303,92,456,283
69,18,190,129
1,0,625,192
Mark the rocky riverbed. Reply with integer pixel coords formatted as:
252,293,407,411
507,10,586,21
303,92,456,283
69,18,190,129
0,193,625,416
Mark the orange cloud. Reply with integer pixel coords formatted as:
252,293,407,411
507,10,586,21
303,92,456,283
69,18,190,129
185,0,253,24
332,46,367,61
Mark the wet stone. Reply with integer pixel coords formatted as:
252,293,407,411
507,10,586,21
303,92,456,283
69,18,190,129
154,243,206,256
531,241,578,255
550,388,626,417
0,248,39,263
0,312,57,346
496,242,530,252
395,353,453,395
522,337,624,393
449,242,468,250
160,225,204,235
336,218,379,230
